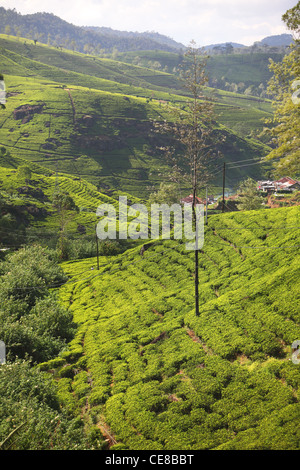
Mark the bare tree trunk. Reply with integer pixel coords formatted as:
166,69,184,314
152,41,220,316
194,248,199,316
192,175,199,316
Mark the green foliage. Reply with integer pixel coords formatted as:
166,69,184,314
0,35,272,196
0,243,108,449
149,182,181,204
98,239,123,256
0,16,299,451
55,206,300,450
0,245,75,362
52,191,79,212
264,3,300,177
0,158,137,255
237,177,264,210
282,1,300,33
16,164,32,181
0,360,104,449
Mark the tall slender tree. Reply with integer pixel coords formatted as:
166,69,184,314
152,41,221,315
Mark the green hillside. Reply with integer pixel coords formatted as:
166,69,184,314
36,205,300,450
0,150,142,257
118,49,285,89
0,32,299,453
0,7,184,53
0,35,273,196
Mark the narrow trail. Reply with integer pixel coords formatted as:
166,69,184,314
65,88,76,125
96,417,118,448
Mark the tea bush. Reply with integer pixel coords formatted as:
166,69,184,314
0,360,104,449
52,207,300,449
0,245,75,362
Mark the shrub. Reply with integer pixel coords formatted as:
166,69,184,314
0,361,102,449
0,245,73,362
98,240,122,256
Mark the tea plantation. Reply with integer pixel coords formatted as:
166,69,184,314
0,32,299,452
0,151,143,258
0,35,272,196
37,205,300,450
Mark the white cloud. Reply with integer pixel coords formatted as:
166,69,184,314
0,0,295,45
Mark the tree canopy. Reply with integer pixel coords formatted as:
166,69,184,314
265,2,300,177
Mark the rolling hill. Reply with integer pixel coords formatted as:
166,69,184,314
36,204,300,450
118,49,286,90
0,11,299,453
0,7,185,53
0,35,273,197
0,149,144,257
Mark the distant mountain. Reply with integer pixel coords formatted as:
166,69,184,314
0,7,294,55
202,34,294,51
203,42,246,51
0,7,184,53
256,33,294,47
85,26,185,50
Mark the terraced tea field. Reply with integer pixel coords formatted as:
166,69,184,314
0,35,273,195
39,205,300,450
0,152,145,256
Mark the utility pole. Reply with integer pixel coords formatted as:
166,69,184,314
95,224,99,270
54,160,59,196
195,248,199,316
205,186,208,225
222,162,226,213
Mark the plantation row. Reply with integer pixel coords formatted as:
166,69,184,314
38,205,300,450
0,36,183,96
0,34,273,194
0,156,142,260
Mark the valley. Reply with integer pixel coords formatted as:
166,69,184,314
0,4,299,452
0,35,273,197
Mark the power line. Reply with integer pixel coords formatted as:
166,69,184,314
226,157,261,165
0,220,299,239
207,224,300,231
0,241,179,290
1,231,299,291
226,161,268,169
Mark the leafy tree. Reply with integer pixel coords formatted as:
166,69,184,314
282,1,300,35
237,178,264,211
52,191,78,211
148,182,180,204
4,25,11,36
0,245,73,362
52,191,79,260
98,239,122,256
153,42,220,196
264,2,300,177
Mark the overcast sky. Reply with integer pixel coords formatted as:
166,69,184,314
0,0,296,46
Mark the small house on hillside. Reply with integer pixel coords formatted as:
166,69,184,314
180,194,204,205
257,180,276,191
258,177,300,193
274,177,300,191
